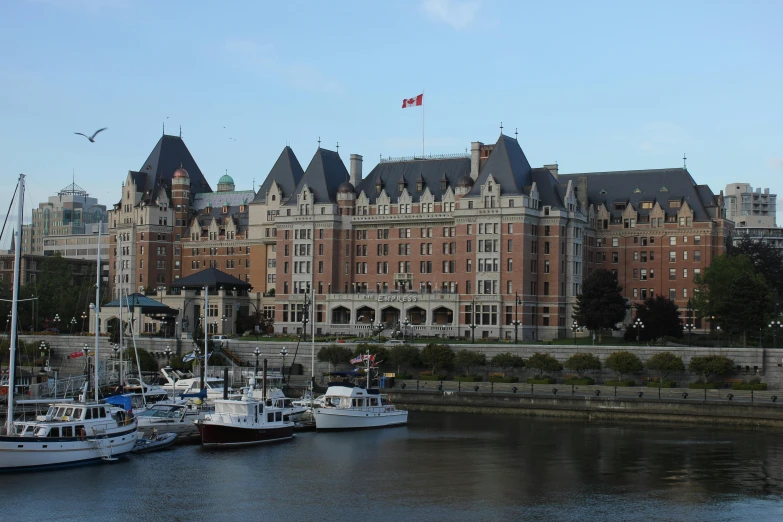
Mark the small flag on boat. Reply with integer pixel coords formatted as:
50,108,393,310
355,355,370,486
183,351,196,363
69,350,84,359
350,355,363,365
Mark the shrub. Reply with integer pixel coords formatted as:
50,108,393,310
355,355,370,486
646,352,685,382
688,355,735,381
604,351,644,381
454,349,487,376
489,375,519,383
732,383,767,390
605,379,636,386
563,353,601,377
526,353,562,377
688,382,717,389
491,352,525,376
563,377,595,385
646,381,676,388
527,377,557,384
454,375,483,382
396,372,413,380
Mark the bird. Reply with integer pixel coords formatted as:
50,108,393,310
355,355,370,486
74,128,107,143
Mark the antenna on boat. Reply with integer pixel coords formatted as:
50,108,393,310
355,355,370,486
94,221,101,403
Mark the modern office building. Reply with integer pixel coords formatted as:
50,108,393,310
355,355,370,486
724,183,777,227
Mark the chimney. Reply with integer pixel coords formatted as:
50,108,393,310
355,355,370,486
577,176,588,211
350,154,363,186
544,164,559,179
470,142,482,180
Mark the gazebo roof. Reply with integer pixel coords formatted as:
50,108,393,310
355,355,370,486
170,267,252,290
103,293,177,315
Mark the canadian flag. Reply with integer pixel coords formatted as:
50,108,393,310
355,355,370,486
402,94,423,108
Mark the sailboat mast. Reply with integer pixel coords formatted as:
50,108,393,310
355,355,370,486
94,222,101,403
204,285,209,392
5,174,24,435
118,236,124,390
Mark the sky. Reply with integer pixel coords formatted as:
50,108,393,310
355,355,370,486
1,0,781,247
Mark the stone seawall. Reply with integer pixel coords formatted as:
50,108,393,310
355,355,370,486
389,390,783,429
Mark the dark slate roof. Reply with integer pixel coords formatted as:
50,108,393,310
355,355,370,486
531,168,566,209
559,168,712,221
468,134,532,196
255,146,305,204
139,135,212,197
357,157,470,203
194,190,256,211
170,267,251,290
287,148,350,204
103,293,177,314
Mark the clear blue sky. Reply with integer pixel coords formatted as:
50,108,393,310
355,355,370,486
1,0,781,247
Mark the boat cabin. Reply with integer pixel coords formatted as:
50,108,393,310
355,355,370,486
323,386,387,409
212,398,284,425
13,403,130,438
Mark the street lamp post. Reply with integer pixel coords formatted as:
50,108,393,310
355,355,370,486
254,346,261,379
279,347,288,384
769,321,781,349
514,292,521,344
716,325,722,347
634,318,644,344
70,317,76,335
165,346,172,369
571,321,580,348
402,318,410,343
81,311,87,333
470,299,477,344
685,322,695,347
374,321,384,343
53,313,60,333
39,341,48,372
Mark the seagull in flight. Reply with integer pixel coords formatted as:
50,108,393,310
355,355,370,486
74,128,107,143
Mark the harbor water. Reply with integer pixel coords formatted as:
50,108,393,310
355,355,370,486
2,412,783,521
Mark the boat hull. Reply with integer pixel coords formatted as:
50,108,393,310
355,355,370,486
137,417,202,441
314,409,408,431
0,428,138,471
196,422,294,447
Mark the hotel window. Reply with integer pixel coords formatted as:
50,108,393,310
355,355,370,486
640,268,647,281
669,268,676,280
612,237,619,247
694,235,701,245
633,269,638,279
694,250,701,262
683,250,688,261
683,268,688,278
669,288,676,300
633,288,638,298
544,261,550,274
670,236,676,245
669,251,676,262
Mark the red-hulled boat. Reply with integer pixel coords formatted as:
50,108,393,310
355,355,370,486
196,387,294,447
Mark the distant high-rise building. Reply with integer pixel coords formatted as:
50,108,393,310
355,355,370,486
22,182,108,256
724,183,776,227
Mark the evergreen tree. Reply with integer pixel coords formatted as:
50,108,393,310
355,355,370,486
573,269,627,340
623,295,682,343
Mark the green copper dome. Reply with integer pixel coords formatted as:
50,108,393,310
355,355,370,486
218,174,234,185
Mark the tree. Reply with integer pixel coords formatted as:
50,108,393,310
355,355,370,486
317,345,353,371
623,295,682,343
729,234,783,296
526,352,562,377
604,350,643,381
490,352,525,376
688,355,735,382
454,349,487,376
563,353,601,377
388,344,421,374
420,343,454,375
573,269,627,340
693,255,771,346
645,352,685,383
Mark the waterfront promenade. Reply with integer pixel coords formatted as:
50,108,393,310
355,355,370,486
389,381,783,429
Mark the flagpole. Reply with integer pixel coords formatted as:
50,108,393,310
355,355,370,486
421,89,425,157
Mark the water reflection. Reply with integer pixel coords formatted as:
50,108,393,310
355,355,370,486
1,413,782,521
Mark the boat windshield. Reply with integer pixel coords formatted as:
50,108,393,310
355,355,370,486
206,381,225,389
137,406,182,418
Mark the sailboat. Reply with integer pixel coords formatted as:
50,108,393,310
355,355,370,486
0,175,138,471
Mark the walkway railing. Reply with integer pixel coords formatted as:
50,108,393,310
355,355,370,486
393,380,782,404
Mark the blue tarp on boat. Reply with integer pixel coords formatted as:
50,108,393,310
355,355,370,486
104,394,133,410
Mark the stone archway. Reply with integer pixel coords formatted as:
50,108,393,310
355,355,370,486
331,306,351,325
432,306,454,325
407,306,427,325
356,306,375,324
380,306,400,327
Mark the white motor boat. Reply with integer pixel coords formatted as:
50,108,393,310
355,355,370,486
134,401,210,441
314,385,407,431
196,382,294,447
314,351,407,431
0,401,138,471
120,378,170,402
160,368,235,400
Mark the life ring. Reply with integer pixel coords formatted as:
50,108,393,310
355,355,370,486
0,387,7,396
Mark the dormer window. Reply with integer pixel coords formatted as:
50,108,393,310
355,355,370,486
398,181,405,193
487,182,492,191
417,181,424,192
376,182,382,194
302,192,307,201
205,207,211,214
440,179,447,191
239,205,245,212
222,206,229,214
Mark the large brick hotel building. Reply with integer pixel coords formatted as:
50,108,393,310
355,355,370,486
107,131,731,340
